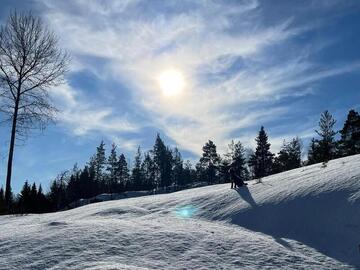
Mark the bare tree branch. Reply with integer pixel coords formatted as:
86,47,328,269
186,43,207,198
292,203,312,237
0,11,69,205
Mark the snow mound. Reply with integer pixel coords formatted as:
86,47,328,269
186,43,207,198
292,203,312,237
0,155,360,269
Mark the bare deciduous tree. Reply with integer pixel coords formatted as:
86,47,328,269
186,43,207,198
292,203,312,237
0,11,69,205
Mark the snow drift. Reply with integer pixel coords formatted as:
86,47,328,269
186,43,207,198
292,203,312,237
0,155,359,269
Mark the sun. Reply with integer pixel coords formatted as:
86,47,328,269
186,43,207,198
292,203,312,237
158,69,185,97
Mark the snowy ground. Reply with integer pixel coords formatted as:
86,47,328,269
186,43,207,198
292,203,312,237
1,155,360,269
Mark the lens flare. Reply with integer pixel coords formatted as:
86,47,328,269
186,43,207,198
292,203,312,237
174,205,197,218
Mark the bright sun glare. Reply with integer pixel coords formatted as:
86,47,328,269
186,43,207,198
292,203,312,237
158,69,185,97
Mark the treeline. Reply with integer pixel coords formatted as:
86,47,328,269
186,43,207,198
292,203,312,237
1,109,359,215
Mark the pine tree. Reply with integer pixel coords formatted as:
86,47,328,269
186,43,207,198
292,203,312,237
153,134,173,188
273,138,302,173
37,184,48,213
117,153,130,192
182,160,197,187
307,138,321,165
48,172,68,211
29,183,38,213
106,143,118,193
338,109,360,157
198,140,220,184
315,110,337,162
19,181,31,213
182,160,196,187
67,172,80,203
226,140,249,182
142,152,156,190
219,158,231,184
131,147,145,191
249,126,274,179
79,166,97,198
172,148,184,188
89,141,106,191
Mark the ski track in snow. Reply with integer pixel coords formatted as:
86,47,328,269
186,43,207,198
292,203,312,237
1,155,360,269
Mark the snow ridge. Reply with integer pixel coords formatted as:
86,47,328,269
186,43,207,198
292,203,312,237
0,155,359,269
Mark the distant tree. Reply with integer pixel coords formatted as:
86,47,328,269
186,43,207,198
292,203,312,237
226,140,249,182
89,141,106,191
249,126,274,178
106,143,118,193
182,160,196,186
0,12,69,205
307,138,321,165
29,183,38,212
287,137,302,169
117,153,130,191
315,110,337,162
219,158,231,184
48,171,68,211
172,148,184,188
142,152,156,190
198,140,220,184
131,147,145,190
153,134,173,188
19,181,31,213
37,184,48,213
273,137,302,173
67,172,80,203
79,166,94,198
338,109,360,157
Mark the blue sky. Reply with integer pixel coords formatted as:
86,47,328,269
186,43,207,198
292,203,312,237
0,0,360,192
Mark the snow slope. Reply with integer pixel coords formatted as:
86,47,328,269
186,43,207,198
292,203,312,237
1,155,360,269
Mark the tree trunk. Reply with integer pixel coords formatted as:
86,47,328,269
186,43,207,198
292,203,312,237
5,96,19,206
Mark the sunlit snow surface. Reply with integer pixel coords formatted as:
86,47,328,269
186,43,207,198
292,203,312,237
1,155,360,269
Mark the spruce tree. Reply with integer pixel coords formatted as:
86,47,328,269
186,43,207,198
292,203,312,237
19,181,31,213
106,143,118,193
172,148,184,188
338,109,360,157
29,183,38,213
131,147,145,190
226,140,249,182
79,166,96,198
198,140,220,184
307,138,321,165
48,172,68,211
315,110,337,162
274,138,302,172
219,158,231,184
153,134,173,188
249,126,274,179
67,172,80,203
181,160,196,187
142,152,156,190
37,184,48,213
117,154,130,191
89,141,106,190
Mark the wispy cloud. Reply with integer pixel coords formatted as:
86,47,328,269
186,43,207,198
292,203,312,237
50,83,141,150
39,0,360,155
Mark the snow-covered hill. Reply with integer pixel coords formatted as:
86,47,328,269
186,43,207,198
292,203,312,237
1,155,360,269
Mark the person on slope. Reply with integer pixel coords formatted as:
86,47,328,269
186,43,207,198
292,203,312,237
229,163,247,189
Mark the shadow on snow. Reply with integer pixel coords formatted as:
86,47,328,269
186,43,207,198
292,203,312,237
231,187,360,268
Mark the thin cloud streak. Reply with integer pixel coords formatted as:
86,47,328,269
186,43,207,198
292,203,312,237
39,0,360,155
50,83,141,150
